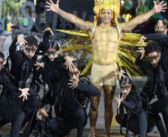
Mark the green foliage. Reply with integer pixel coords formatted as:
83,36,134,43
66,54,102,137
1,0,27,18
2,0,7,18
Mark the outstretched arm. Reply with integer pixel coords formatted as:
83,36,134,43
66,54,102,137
46,0,93,30
120,1,167,32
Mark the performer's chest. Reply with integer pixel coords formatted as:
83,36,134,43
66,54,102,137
93,27,119,43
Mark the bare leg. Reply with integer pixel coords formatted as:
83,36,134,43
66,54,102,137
104,85,115,137
89,85,102,137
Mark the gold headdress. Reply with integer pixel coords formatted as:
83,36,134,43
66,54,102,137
93,0,120,19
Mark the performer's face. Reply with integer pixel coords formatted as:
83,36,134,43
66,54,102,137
100,9,113,24
68,67,80,81
47,48,59,62
121,83,132,96
147,51,161,68
23,45,37,59
0,58,4,71
154,20,167,34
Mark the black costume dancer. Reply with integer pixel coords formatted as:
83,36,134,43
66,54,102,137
136,41,168,134
31,27,56,92
45,64,100,137
0,52,28,137
116,72,167,137
116,74,147,137
9,35,38,88
33,39,74,105
4,35,40,137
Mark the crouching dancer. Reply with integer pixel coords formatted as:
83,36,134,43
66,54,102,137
116,72,167,137
36,62,100,137
0,51,29,137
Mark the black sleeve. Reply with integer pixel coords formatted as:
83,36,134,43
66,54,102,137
9,37,23,68
118,103,125,114
2,73,20,97
43,31,50,44
161,51,168,72
9,37,17,58
135,55,151,70
77,80,100,96
18,60,31,88
56,56,65,63
22,88,41,117
144,33,168,40
31,68,43,88
142,80,154,102
121,100,136,110
39,31,51,52
144,34,168,49
0,73,24,107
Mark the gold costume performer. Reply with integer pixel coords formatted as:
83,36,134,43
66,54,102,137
46,0,167,136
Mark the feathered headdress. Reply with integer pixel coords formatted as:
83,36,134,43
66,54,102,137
93,0,120,23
